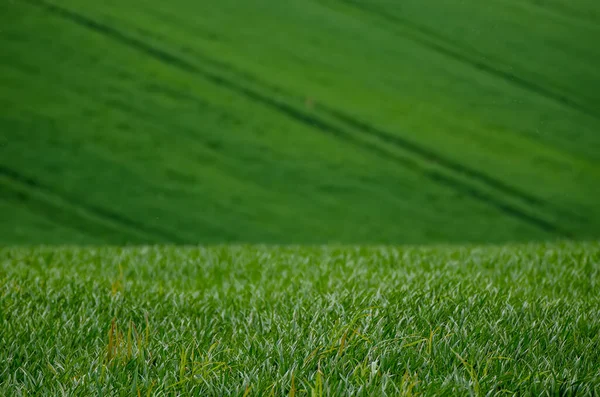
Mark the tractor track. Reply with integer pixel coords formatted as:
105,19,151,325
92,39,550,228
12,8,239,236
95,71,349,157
338,0,598,121
0,165,187,243
317,106,587,225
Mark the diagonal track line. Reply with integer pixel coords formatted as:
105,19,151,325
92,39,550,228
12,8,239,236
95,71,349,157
317,106,587,225
0,165,188,243
337,0,599,121
1,175,119,243
26,0,570,236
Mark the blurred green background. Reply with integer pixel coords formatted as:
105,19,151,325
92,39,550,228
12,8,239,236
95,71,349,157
1,0,599,245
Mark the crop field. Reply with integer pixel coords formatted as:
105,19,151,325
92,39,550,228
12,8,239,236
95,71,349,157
2,0,600,395
1,242,599,395
1,0,600,244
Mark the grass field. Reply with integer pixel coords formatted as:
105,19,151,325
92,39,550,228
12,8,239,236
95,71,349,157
2,2,599,395
1,0,600,244
1,242,599,395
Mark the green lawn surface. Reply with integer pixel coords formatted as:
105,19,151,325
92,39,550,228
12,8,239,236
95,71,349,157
1,242,599,395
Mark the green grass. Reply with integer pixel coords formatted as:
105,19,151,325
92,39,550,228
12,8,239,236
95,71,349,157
1,0,600,244
1,242,599,395
2,2,598,394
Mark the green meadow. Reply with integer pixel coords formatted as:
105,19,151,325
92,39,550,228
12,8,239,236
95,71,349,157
1,0,599,244
1,0,599,395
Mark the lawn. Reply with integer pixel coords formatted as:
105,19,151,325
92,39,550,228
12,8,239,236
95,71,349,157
1,242,599,395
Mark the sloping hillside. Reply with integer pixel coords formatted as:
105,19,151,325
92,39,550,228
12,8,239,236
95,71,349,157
1,0,599,244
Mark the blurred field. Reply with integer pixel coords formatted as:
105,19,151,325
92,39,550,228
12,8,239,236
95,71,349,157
1,0,599,244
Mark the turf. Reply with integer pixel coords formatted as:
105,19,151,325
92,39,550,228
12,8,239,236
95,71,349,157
1,242,599,395
1,0,600,244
